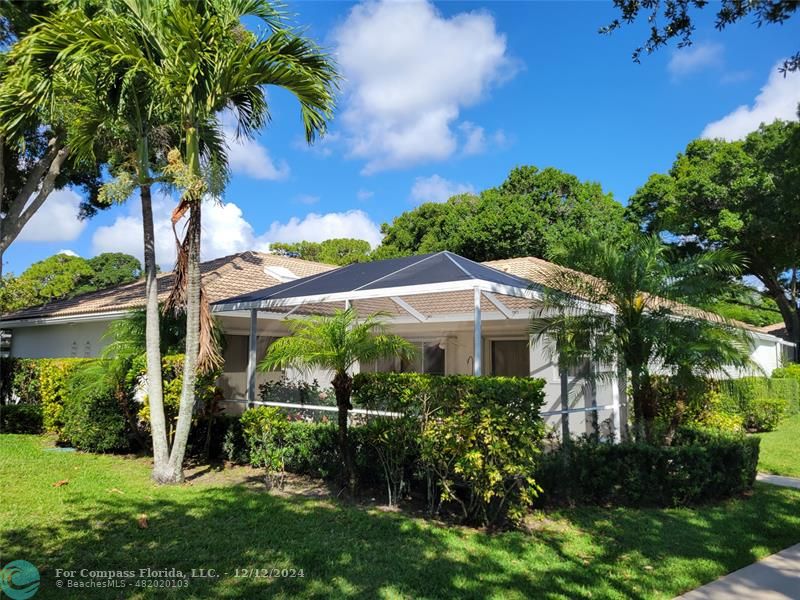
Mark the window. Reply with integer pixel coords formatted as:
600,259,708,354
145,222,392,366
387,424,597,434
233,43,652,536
490,339,529,377
364,340,445,375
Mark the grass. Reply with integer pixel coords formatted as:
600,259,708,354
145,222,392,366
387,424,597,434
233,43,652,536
755,413,800,478
2,434,800,599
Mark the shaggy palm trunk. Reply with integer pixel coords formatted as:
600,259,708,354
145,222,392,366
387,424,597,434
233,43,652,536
163,201,201,483
160,126,203,484
141,182,170,481
333,370,355,493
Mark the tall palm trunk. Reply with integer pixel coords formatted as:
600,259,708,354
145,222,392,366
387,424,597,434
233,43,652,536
161,126,206,483
141,182,171,481
165,200,201,482
333,370,355,493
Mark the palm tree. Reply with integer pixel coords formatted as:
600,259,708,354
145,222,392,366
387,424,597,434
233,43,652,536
10,8,190,477
260,308,416,491
530,234,754,443
13,0,337,483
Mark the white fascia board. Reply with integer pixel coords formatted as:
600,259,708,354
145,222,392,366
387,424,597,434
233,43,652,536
216,310,294,321
749,329,796,346
213,279,541,313
0,310,129,328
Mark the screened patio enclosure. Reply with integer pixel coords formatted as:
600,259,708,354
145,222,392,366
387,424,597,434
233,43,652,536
212,251,624,440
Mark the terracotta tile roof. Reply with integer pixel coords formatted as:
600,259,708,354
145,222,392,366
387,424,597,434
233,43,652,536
0,251,334,322
758,322,790,340
1,250,781,338
484,256,762,333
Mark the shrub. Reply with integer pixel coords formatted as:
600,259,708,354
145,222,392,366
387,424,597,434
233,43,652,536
8,358,90,433
241,406,292,487
282,421,341,479
361,417,419,506
1,403,43,433
61,370,129,452
137,354,220,447
744,396,787,432
354,373,547,527
259,378,333,406
0,357,17,404
222,416,248,464
771,366,800,414
536,429,760,507
240,407,343,481
718,377,796,431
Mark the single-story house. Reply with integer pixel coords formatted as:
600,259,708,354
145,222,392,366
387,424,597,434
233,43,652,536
1,250,794,440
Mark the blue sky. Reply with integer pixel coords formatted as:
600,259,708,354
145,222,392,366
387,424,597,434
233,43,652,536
5,0,799,274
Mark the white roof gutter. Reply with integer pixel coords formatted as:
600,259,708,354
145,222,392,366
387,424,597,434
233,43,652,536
0,310,128,328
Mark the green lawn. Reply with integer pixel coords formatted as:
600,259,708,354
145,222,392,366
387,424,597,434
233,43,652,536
756,413,800,478
2,434,800,599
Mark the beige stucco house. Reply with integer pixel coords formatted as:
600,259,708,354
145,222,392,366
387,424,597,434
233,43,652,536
1,250,793,440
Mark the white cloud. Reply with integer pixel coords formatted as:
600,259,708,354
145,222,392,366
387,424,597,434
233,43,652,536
92,194,179,267
668,42,723,78
92,194,382,267
57,249,79,257
221,111,289,180
295,194,320,205
459,122,486,155
333,0,515,173
262,211,382,248
356,189,374,202
702,62,800,140
410,174,475,204
17,189,87,242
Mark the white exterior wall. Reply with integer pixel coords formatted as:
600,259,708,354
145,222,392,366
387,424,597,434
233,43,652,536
3,310,790,441
749,337,783,376
9,320,113,359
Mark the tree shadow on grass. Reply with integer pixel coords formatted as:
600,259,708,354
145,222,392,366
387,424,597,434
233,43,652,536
2,483,800,599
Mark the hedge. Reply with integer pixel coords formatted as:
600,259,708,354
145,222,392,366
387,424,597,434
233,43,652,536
61,369,129,453
718,377,798,431
6,358,92,433
1,403,43,434
1,355,224,456
352,372,546,414
239,373,549,527
535,428,760,507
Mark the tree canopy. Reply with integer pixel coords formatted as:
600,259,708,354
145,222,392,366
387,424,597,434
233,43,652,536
270,238,371,266
0,251,142,312
628,120,800,348
602,0,799,73
376,166,633,263
0,2,109,271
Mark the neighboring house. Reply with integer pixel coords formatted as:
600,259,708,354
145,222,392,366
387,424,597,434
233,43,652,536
0,252,335,400
1,250,793,440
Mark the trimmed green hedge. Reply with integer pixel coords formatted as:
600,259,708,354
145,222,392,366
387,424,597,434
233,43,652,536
536,428,760,507
772,365,800,411
1,404,43,434
718,377,798,431
61,369,129,453
239,373,548,527
352,372,546,414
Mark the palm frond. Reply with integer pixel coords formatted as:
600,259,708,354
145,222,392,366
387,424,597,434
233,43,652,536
259,308,416,377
